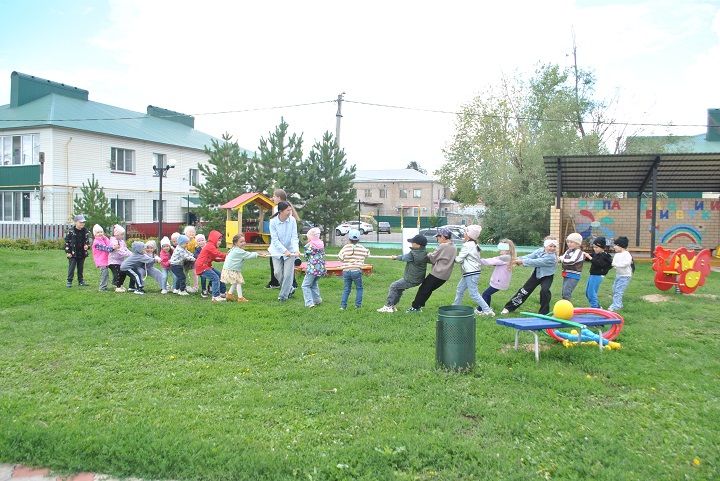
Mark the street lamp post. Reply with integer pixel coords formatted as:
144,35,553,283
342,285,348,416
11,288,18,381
153,158,175,240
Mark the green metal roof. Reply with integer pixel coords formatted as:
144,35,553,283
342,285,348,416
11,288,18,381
0,93,219,152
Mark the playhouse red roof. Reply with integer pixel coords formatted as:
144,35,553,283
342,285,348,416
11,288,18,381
219,192,275,210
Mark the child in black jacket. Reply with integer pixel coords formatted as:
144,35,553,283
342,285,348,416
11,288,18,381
583,236,613,308
64,214,91,287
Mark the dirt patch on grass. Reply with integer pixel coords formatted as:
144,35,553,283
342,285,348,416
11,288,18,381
642,294,670,303
687,293,718,301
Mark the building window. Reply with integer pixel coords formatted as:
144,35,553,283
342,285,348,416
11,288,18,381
188,169,200,187
364,189,372,198
0,191,30,221
413,189,422,199
154,153,167,170
1,134,38,166
111,198,134,222
399,189,408,199
153,200,168,222
111,147,135,173
379,188,387,199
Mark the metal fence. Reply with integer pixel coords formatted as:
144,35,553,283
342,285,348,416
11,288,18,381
0,223,66,241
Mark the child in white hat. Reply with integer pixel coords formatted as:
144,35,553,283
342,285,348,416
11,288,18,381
560,232,585,301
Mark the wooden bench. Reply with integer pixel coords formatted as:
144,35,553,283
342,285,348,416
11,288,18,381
496,315,623,363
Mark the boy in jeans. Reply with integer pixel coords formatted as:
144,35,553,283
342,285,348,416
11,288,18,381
608,236,633,312
377,234,428,313
64,214,91,287
169,235,196,296
338,229,370,309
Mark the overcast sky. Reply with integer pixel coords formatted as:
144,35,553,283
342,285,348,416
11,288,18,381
1,0,718,174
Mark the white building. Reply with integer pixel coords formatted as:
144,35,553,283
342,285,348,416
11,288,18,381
0,71,238,238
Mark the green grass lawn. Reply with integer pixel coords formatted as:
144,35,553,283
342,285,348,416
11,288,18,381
0,247,718,481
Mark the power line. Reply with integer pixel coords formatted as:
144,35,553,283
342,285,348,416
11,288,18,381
343,99,713,129
0,99,337,123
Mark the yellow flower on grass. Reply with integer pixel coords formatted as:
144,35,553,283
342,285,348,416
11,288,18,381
692,457,701,466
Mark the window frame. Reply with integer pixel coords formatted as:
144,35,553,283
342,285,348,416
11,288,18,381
413,189,422,199
0,191,31,221
152,199,168,222
364,189,372,198
379,188,387,199
110,198,134,222
399,189,408,199
188,168,200,187
110,147,136,173
0,134,39,166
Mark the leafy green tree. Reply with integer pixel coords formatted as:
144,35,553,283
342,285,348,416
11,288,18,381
73,174,117,231
255,118,307,207
438,63,615,244
196,133,253,233
301,132,356,239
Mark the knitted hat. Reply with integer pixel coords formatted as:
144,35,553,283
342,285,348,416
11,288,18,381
348,229,361,241
113,224,125,236
195,234,206,243
145,240,157,250
92,224,104,235
160,236,171,247
177,234,189,246
465,225,482,241
170,232,180,242
592,236,607,248
306,227,321,240
436,228,452,239
614,236,629,249
566,232,583,245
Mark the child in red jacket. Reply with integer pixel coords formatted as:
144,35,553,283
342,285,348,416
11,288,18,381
195,230,227,302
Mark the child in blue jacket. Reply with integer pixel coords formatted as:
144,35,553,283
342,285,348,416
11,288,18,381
501,236,558,315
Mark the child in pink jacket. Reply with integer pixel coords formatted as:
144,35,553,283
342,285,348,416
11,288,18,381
479,239,516,310
91,224,114,291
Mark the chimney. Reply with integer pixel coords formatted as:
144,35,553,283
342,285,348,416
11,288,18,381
707,108,720,142
147,105,195,128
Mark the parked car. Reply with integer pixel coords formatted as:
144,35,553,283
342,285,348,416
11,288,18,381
378,221,391,234
440,224,467,239
335,220,374,236
418,228,465,246
300,220,320,234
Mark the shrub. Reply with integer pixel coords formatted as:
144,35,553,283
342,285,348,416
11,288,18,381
0,238,64,250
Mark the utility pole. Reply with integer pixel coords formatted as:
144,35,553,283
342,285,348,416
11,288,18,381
335,92,345,147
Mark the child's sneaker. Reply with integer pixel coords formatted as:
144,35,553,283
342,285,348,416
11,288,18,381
160,289,168,294
211,296,226,302
237,297,249,302
500,308,510,315
128,287,136,292
200,290,209,298
134,289,145,295
377,305,396,313
339,306,346,310
178,290,189,296
78,281,88,287
172,289,179,294
186,287,197,294
406,306,422,313
66,281,72,288
225,293,237,301
115,287,126,293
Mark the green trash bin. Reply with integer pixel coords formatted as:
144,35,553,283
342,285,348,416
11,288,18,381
436,305,476,370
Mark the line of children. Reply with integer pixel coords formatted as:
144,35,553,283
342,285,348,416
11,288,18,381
376,234,428,313
338,229,370,309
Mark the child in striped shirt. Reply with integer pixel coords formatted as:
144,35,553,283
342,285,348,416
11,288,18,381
338,229,370,309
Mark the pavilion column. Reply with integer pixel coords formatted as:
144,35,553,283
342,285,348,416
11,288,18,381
635,192,642,247
650,158,659,256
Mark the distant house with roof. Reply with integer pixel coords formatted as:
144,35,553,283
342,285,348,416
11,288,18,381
0,71,240,237
626,107,720,197
353,168,455,221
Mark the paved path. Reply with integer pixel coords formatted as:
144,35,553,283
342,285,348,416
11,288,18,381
0,464,162,481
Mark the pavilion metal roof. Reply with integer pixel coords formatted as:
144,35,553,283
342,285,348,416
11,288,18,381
544,153,720,193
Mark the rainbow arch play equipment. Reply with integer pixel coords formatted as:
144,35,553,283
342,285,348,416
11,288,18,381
652,246,712,294
543,307,624,345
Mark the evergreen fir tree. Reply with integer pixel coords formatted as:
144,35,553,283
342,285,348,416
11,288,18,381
196,133,253,233
73,174,117,230
255,118,307,207
302,132,356,239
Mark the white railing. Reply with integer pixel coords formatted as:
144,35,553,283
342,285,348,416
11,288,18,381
0,223,66,241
